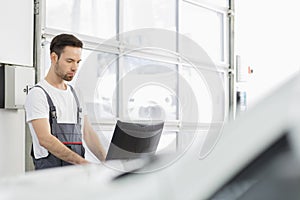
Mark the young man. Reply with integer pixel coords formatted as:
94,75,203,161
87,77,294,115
25,34,106,170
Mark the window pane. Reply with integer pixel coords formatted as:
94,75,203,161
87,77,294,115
180,2,225,63
123,0,176,32
75,51,117,121
180,66,212,123
180,65,225,123
45,0,116,39
119,56,177,121
189,0,229,8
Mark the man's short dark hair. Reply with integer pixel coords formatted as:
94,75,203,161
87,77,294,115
50,34,83,58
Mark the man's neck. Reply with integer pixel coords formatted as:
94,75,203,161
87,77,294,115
45,75,67,90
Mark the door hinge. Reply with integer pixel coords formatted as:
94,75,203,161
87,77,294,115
34,0,39,15
227,9,234,17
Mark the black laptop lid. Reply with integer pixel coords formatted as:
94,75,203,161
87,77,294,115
106,120,164,160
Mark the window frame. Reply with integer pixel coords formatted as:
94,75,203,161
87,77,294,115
35,0,230,132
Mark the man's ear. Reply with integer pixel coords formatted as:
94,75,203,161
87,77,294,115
50,52,58,63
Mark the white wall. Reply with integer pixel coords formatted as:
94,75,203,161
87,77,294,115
0,0,33,66
236,0,300,108
0,0,34,176
0,109,25,177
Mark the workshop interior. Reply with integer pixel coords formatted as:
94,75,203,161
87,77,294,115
1,0,300,199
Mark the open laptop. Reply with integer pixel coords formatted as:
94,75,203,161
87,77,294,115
105,120,164,160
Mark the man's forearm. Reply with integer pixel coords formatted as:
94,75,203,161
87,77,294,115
83,116,106,161
40,134,88,165
84,131,106,161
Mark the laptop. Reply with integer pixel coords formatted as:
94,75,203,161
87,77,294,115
105,120,164,160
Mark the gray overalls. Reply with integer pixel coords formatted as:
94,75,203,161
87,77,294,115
31,85,85,170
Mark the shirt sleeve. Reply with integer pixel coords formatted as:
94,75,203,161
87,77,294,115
24,87,49,122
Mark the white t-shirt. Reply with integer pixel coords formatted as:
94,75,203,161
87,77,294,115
24,79,86,159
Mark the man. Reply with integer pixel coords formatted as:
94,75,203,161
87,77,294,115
25,33,106,170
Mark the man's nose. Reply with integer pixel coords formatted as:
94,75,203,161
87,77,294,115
71,62,78,71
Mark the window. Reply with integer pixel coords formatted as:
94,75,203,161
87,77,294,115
38,0,229,157
75,51,118,121
122,0,176,32
119,56,177,121
180,1,227,64
45,0,116,39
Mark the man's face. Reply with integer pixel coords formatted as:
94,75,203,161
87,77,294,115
53,46,82,81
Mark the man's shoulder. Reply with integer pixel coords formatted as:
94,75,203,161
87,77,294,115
26,86,47,101
30,79,54,94
27,80,48,99
24,82,49,114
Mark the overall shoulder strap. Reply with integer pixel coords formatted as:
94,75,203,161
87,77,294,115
68,85,82,124
33,85,57,121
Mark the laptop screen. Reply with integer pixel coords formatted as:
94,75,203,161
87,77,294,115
105,120,164,160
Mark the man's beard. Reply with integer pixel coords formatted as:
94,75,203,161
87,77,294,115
55,62,74,81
